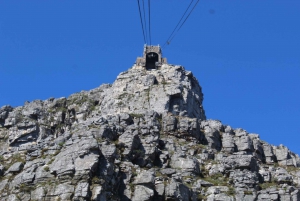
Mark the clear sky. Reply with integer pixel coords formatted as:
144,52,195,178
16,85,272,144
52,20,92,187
0,1,299,154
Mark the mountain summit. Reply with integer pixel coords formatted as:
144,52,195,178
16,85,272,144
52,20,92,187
0,46,300,201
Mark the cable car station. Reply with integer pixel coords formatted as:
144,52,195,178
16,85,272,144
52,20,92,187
136,45,167,70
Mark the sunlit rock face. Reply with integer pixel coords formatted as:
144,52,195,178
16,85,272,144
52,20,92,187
0,61,300,201
99,64,206,120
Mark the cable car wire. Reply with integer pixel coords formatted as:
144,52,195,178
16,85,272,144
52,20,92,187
142,0,148,44
137,0,147,44
163,0,200,48
162,0,194,48
148,0,151,45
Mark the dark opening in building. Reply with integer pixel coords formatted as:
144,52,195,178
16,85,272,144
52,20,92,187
146,52,158,70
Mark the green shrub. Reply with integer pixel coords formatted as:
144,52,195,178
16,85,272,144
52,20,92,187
44,166,50,172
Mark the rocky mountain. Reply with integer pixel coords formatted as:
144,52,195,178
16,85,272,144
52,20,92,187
0,62,300,201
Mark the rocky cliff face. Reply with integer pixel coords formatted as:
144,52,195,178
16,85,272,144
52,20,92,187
0,64,300,201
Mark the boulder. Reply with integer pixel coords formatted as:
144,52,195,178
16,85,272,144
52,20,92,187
132,185,154,201
6,162,24,173
170,156,201,175
74,182,90,200
165,179,190,201
133,170,155,186
222,155,258,171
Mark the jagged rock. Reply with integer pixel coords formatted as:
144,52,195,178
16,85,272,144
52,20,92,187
6,161,24,173
222,133,236,153
7,120,39,146
229,169,259,190
263,143,276,164
222,155,258,171
165,178,190,201
0,105,13,126
206,186,235,201
35,166,55,183
92,185,106,201
31,186,47,201
178,117,202,140
207,193,234,201
235,135,254,152
100,64,205,119
170,155,201,175
46,183,75,200
1,53,300,201
118,127,140,157
195,179,214,187
0,164,4,176
163,115,177,132
160,168,176,176
6,194,19,201
259,167,272,183
9,171,36,189
133,170,155,186
207,163,226,175
74,182,90,200
274,167,293,184
0,179,8,192
201,122,222,151
132,185,154,201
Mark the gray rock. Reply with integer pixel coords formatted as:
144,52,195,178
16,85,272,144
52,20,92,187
200,120,223,131
170,156,201,175
206,186,229,195
74,182,90,200
163,115,177,132
160,168,176,176
178,117,201,140
222,133,235,153
46,183,75,200
275,145,291,165
7,120,39,146
132,185,154,201
100,143,117,161
7,194,19,201
165,178,190,201
31,186,46,201
274,168,293,184
91,125,117,141
74,153,99,180
133,170,155,186
9,171,35,189
0,179,8,192
118,128,140,157
6,162,24,173
99,64,206,119
0,105,13,126
35,166,55,183
257,192,271,200
2,53,300,201
0,164,4,176
207,193,234,201
155,182,165,199
222,155,258,171
50,154,75,178
263,143,275,164
195,179,213,187
279,193,291,201
235,135,253,151
234,128,248,137
50,137,99,180
91,185,106,201
291,189,300,200
229,169,259,190
202,125,222,151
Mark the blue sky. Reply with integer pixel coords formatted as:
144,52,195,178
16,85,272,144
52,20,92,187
0,1,299,154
